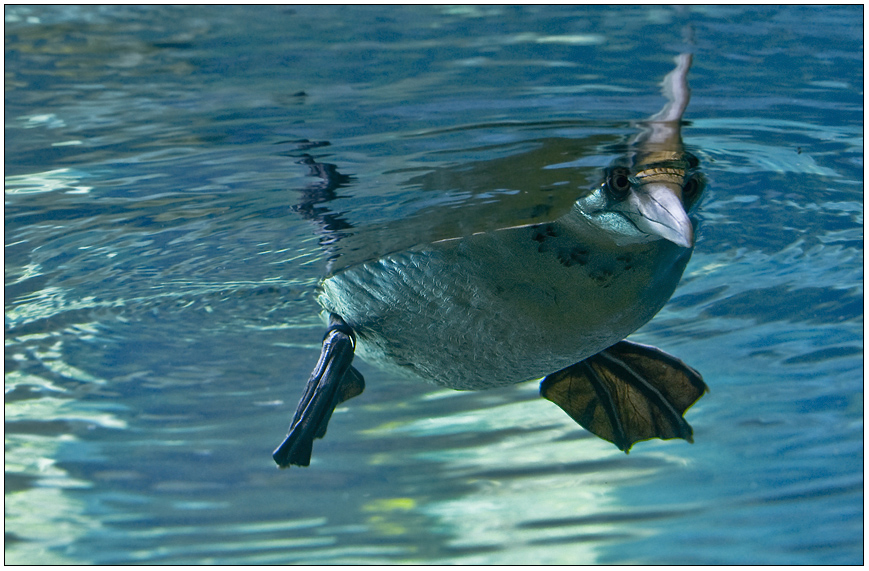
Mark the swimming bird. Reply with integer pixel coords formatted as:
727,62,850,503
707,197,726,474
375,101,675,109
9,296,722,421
274,53,707,468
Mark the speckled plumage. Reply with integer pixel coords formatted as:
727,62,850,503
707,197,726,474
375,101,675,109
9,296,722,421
320,202,693,390
274,52,706,468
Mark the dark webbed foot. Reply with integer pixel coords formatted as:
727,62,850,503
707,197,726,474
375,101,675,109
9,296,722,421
273,314,364,468
540,340,707,452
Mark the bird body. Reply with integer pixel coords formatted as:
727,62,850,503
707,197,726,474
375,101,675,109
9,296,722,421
320,202,692,390
273,53,708,468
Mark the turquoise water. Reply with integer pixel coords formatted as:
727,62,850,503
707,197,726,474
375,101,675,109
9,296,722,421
5,5,862,564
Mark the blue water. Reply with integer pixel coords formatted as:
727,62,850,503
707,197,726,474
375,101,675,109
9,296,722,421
5,5,862,564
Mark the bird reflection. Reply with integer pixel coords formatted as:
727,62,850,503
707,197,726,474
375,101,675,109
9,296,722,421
275,53,707,468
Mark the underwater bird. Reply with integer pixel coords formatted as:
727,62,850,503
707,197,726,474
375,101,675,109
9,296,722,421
274,53,707,468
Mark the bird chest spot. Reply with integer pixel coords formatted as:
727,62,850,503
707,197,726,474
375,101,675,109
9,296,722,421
616,253,634,271
556,246,590,268
589,268,616,287
531,224,559,243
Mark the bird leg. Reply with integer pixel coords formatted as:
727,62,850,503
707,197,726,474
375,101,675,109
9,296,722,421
540,340,706,452
273,314,365,468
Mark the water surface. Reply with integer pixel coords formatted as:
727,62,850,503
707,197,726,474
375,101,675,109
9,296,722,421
5,5,863,564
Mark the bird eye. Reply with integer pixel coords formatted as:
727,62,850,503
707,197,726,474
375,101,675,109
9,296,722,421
683,176,700,201
606,167,631,199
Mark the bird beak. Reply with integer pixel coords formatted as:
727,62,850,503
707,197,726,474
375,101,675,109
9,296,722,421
621,182,694,248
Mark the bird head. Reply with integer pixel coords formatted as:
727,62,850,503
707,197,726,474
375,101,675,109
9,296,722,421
576,151,703,248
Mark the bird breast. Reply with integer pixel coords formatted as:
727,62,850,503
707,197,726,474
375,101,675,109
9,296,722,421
319,216,691,390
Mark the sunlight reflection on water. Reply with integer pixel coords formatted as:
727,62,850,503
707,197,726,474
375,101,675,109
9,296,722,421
5,4,862,565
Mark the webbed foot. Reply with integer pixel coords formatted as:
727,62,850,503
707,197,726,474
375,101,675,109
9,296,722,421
540,340,706,452
273,314,364,468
